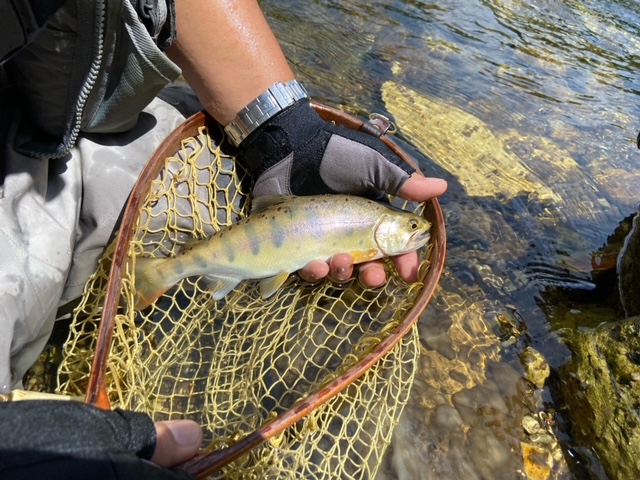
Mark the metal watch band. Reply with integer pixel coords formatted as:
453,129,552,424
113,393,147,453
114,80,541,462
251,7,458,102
224,80,309,147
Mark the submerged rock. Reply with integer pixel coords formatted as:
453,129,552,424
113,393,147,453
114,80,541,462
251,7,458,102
559,316,640,479
520,347,550,389
381,81,560,203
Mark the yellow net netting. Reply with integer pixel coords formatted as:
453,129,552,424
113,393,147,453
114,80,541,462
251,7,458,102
56,119,435,479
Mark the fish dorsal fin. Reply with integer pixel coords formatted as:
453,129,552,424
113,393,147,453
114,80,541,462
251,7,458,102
259,272,291,299
250,195,294,214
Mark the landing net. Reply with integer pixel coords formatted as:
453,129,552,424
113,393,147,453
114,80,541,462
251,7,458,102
56,106,445,479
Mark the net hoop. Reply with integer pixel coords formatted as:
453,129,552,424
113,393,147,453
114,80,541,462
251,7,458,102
83,102,447,477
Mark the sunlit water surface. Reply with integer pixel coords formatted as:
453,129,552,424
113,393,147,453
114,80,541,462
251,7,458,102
263,0,640,478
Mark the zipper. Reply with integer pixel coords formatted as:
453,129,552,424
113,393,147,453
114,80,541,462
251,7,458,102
47,0,106,159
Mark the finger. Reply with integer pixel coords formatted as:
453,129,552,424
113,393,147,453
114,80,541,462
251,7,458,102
151,420,202,468
329,253,354,282
392,251,421,283
298,259,331,283
358,260,386,288
397,173,448,202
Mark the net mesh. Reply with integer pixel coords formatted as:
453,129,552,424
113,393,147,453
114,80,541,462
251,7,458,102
56,122,430,479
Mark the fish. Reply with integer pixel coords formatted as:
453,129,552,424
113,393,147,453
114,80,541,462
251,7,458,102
133,194,431,309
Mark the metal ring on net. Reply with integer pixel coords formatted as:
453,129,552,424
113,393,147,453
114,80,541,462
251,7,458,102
73,102,446,479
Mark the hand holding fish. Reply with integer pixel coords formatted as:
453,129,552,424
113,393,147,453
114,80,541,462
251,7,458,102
237,99,448,288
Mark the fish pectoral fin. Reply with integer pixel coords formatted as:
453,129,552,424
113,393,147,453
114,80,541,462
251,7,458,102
258,272,291,299
350,249,381,264
203,275,242,300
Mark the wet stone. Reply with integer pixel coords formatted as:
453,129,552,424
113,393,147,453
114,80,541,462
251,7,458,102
528,433,555,445
433,404,465,430
618,210,640,317
520,346,550,388
521,442,553,480
451,384,510,428
558,315,640,480
467,426,519,480
522,415,541,435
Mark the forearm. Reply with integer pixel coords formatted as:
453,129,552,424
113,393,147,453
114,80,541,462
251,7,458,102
166,0,295,125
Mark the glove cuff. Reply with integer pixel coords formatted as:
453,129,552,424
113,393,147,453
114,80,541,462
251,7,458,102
239,99,326,176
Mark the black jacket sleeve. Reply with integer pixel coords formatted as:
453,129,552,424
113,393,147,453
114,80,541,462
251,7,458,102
0,400,194,480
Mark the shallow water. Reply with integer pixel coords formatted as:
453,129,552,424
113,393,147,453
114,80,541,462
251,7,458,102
262,0,640,478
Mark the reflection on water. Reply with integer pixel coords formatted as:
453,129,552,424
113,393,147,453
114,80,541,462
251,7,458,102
263,0,640,478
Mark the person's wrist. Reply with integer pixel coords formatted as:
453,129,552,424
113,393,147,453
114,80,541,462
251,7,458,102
224,80,308,147
237,98,326,179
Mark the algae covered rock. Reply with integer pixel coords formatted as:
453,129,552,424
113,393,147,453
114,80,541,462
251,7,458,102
618,210,640,317
559,316,640,479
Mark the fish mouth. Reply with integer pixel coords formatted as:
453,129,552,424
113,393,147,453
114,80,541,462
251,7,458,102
409,228,431,248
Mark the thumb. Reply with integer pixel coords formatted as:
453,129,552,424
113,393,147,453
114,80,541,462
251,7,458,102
397,173,448,202
151,420,203,468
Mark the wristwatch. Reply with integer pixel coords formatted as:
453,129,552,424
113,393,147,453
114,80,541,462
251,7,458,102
224,80,308,147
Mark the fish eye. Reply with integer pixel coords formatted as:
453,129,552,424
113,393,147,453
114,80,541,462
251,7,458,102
409,219,419,230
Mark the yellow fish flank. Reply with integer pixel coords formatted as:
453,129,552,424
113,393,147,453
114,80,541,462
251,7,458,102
134,195,431,309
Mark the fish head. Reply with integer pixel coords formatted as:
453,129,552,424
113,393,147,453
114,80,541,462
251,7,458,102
373,211,431,256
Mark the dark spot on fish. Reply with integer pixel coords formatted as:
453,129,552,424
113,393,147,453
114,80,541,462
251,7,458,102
243,222,260,256
270,219,286,249
194,254,208,268
174,263,185,275
223,240,236,262
277,207,282,212
359,239,364,246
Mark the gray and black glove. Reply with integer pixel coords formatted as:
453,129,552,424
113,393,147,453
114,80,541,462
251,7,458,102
238,99,414,198
0,401,193,480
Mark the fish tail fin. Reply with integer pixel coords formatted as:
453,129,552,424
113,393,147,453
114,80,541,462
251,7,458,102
133,257,174,310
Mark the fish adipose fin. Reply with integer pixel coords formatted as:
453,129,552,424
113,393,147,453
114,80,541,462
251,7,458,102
203,275,242,300
134,257,175,310
259,272,291,299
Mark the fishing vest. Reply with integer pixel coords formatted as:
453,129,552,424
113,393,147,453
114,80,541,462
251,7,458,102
0,0,181,158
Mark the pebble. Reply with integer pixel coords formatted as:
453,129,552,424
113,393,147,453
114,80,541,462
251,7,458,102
522,415,541,435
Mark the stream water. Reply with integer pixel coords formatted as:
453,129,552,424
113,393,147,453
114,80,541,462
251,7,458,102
262,1,640,478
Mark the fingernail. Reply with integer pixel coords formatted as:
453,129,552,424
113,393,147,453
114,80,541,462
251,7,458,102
332,269,349,282
429,178,447,186
166,420,202,446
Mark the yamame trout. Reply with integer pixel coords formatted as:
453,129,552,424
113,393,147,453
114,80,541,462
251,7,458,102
134,194,431,309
